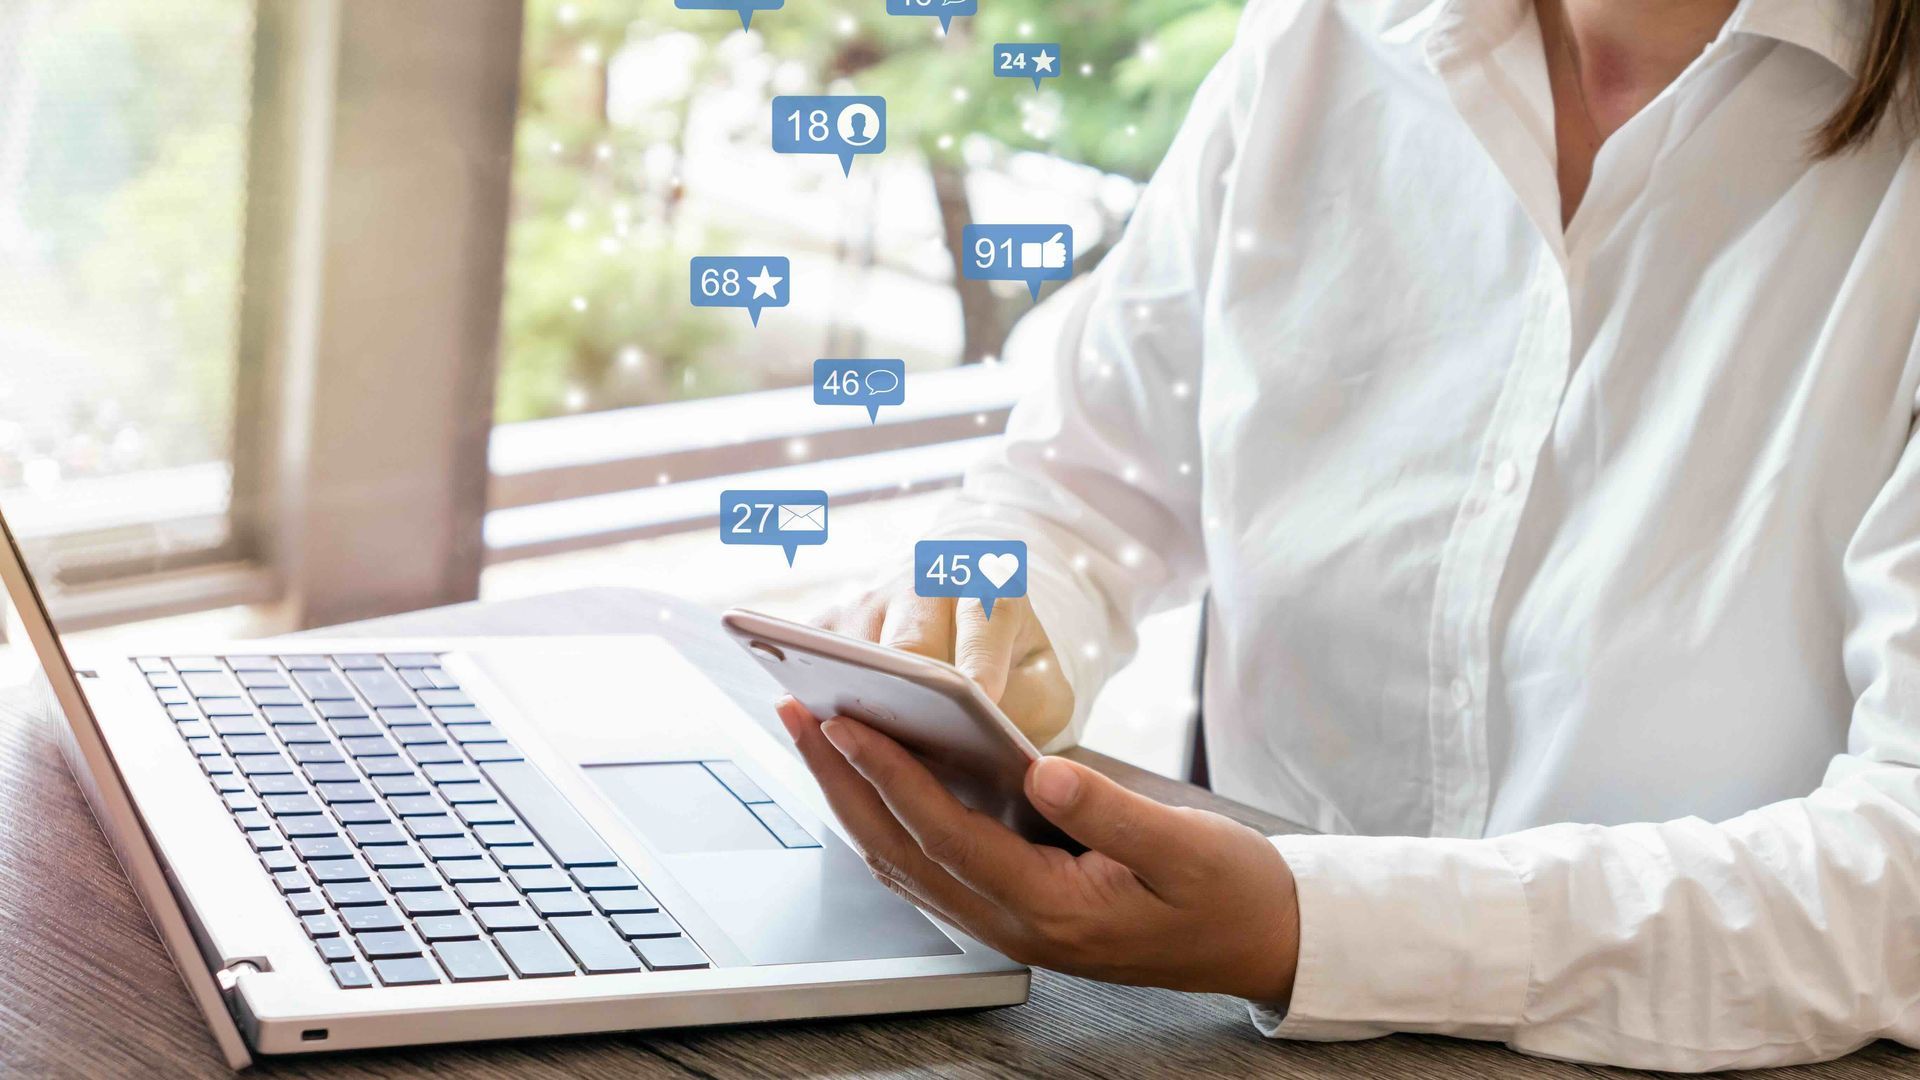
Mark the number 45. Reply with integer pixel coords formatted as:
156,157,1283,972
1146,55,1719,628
924,553,972,586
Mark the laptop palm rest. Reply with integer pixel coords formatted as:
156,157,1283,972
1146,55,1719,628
586,762,961,965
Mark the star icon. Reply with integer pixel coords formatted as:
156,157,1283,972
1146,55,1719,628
747,265,783,299
1033,50,1056,73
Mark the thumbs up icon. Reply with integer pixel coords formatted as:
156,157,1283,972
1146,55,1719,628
1019,231,1068,270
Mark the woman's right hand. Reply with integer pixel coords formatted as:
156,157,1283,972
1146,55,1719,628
813,580,1076,747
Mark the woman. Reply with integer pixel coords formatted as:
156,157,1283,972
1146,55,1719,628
783,0,1920,1070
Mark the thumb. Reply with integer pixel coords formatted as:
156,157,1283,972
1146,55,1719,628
1025,756,1187,879
1045,231,1064,245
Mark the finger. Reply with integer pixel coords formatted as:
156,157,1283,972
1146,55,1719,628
815,596,885,642
776,699,1014,932
951,596,1021,702
820,717,1056,905
879,595,955,661
1024,755,1194,888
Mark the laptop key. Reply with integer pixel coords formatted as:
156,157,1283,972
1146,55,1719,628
330,719,382,740
210,716,264,736
236,754,293,777
495,929,577,977
341,736,397,758
466,744,524,764
480,761,620,868
262,704,316,726
408,744,464,764
293,835,356,860
432,706,485,726
182,671,241,697
372,957,441,986
248,829,286,853
574,865,640,891
529,891,593,917
251,775,307,796
392,727,444,747
377,706,428,728
318,937,357,962
279,655,332,670
330,961,374,989
348,823,409,846
494,847,554,871
304,762,359,784
358,755,415,776
333,653,386,670
456,803,516,827
549,916,645,973
156,687,192,706
379,867,443,891
136,657,170,673
233,810,271,832
474,823,535,848
416,914,481,941
438,858,503,883
275,724,330,745
364,845,426,869
316,699,369,720
311,859,371,884
417,688,471,707
373,774,430,797
340,905,405,933
290,744,345,765
334,804,391,825
476,905,541,933
237,669,288,689
223,734,277,755
317,782,374,804
436,780,497,805
263,794,321,816
249,688,301,707
423,762,478,784
611,911,680,939
432,939,510,982
593,888,661,915
401,669,436,690
280,815,338,838
389,794,449,817
274,869,315,894
225,655,277,671
357,931,424,959
448,724,505,745
262,849,299,873
168,706,203,724
294,670,353,700
396,890,461,917
423,837,484,860
634,935,709,971
457,881,519,906
509,867,571,892
405,815,465,839
386,652,440,668
324,882,386,907
290,893,327,916
347,668,413,708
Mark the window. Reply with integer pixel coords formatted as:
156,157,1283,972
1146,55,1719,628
0,0,256,604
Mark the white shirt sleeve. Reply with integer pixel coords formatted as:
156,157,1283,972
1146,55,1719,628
930,18,1255,751
1260,372,1920,1070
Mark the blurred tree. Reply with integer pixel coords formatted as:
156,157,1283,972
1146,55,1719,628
501,0,1240,420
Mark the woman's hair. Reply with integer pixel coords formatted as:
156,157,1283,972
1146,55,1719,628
1816,0,1918,154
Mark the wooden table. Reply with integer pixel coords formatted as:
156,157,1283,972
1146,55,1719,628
1,587,1912,1078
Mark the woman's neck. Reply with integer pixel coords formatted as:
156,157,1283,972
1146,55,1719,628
1539,0,1738,225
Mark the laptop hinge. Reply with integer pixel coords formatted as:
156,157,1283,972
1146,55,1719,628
216,958,271,992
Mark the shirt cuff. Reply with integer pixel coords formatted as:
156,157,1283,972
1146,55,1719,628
1251,833,1533,1042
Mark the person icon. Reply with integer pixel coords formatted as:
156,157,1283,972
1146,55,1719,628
837,103,880,147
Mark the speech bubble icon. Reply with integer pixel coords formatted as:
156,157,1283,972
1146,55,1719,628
993,43,1063,91
813,359,906,423
961,224,1074,301
675,0,783,31
720,489,829,565
772,95,886,176
913,539,1028,618
690,256,789,326
885,0,976,34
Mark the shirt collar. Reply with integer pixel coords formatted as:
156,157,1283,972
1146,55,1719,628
1723,0,1869,79
1416,0,1870,80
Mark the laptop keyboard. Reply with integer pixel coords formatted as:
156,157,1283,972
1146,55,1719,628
140,652,710,988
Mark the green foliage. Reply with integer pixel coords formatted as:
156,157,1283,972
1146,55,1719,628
501,0,1243,421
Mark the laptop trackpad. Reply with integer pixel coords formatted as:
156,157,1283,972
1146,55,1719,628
586,763,961,965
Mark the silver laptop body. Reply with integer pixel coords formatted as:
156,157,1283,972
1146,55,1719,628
0,508,1026,1067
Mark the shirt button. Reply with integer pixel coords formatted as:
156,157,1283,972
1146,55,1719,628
1493,461,1520,494
1450,677,1473,708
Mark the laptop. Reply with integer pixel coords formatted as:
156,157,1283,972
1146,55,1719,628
0,506,1026,1067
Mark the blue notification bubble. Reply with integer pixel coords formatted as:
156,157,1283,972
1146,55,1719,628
993,43,1063,91
914,540,1028,618
885,0,976,34
772,96,886,176
813,359,906,424
720,489,828,565
961,224,1074,301
690,256,789,326
675,0,782,31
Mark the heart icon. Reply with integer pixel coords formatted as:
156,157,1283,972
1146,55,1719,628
978,552,1020,590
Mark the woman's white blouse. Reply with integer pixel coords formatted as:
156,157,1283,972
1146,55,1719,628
935,0,1920,1069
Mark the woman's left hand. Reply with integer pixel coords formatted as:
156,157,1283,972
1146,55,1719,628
775,698,1301,1004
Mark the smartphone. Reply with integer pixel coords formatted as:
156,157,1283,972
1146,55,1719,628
721,607,1078,850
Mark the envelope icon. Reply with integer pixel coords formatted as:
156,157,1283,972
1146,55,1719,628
778,503,826,532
